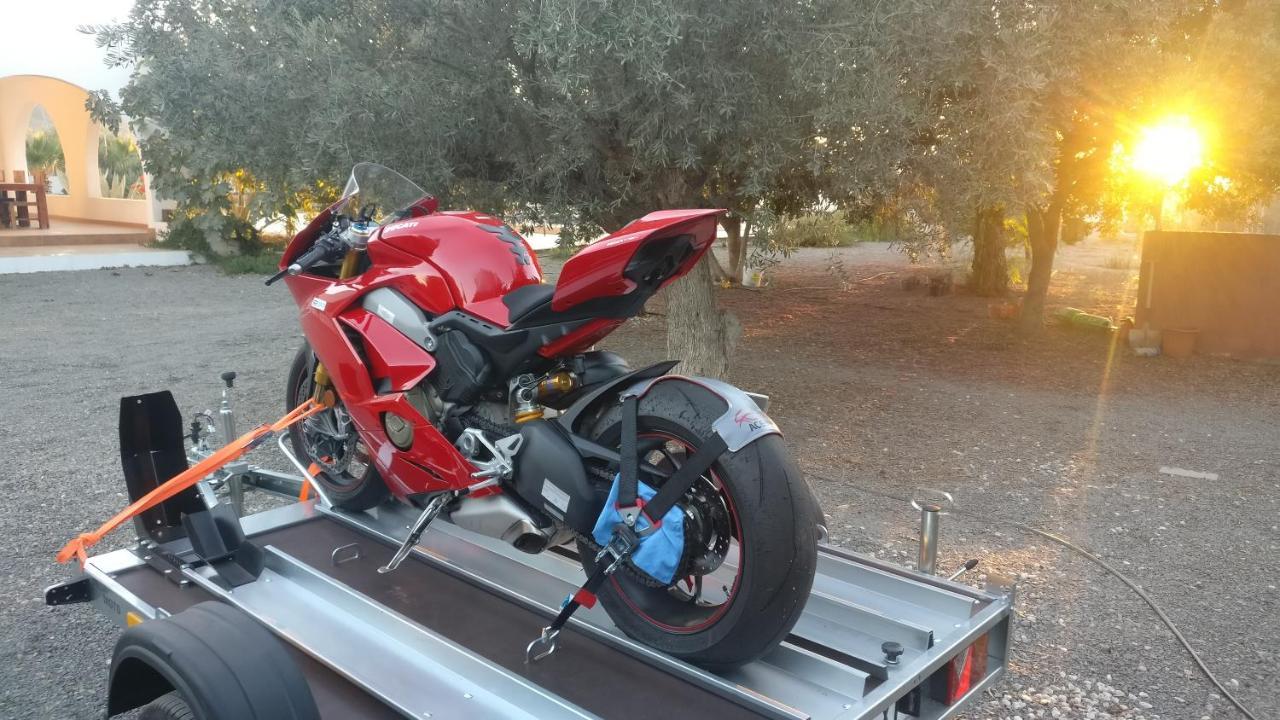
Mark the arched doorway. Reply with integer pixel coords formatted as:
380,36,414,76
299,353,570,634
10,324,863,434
0,75,162,230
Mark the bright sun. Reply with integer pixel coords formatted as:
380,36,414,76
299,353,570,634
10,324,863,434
1130,116,1204,186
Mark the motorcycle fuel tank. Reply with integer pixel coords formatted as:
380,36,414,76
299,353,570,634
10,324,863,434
376,212,543,327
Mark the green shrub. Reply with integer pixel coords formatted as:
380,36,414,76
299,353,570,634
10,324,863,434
213,251,283,275
773,213,862,248
154,216,266,257
1103,251,1133,270
155,215,283,275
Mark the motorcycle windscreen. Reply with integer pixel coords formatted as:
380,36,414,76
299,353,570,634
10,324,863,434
550,209,724,313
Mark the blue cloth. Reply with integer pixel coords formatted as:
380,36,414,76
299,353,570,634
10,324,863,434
592,475,685,585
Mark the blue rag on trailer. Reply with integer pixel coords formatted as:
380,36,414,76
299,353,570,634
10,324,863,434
592,475,685,585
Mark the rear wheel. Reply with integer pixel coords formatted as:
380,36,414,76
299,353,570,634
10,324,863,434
578,381,821,669
286,343,388,511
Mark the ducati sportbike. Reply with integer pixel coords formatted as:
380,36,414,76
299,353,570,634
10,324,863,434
268,163,822,668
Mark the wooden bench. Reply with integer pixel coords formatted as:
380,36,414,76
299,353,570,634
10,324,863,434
0,169,51,229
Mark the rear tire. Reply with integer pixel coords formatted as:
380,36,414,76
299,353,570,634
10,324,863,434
578,381,821,669
286,343,388,511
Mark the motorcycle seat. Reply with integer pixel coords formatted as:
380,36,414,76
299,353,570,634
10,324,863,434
502,283,556,325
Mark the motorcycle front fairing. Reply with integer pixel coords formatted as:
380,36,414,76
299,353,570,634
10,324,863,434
282,245,478,499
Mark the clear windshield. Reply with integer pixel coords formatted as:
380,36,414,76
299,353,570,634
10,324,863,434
337,162,429,225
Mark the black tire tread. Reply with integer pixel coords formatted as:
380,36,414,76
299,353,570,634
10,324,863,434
111,602,318,720
138,693,195,720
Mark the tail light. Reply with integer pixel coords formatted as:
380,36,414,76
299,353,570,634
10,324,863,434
943,632,990,704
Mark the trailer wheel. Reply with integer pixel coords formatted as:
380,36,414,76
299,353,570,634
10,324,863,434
138,693,195,720
107,601,318,720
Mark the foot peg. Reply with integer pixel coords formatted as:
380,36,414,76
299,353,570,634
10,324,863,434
378,493,452,574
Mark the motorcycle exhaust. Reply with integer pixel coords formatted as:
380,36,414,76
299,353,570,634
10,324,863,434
448,494,554,554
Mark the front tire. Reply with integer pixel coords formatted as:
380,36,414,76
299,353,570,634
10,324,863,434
578,381,821,669
286,343,388,511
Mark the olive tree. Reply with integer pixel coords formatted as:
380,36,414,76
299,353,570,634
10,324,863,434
89,0,830,375
813,1,1204,320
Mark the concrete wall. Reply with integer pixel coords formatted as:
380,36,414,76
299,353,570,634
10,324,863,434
0,75,152,227
1136,231,1280,359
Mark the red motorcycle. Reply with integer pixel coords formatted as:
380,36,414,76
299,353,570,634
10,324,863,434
268,163,821,668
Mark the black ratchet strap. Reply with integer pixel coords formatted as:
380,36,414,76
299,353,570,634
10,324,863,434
618,395,639,510
615,392,728,536
643,433,727,522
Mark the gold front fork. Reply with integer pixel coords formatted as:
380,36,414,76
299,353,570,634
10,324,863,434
312,248,363,406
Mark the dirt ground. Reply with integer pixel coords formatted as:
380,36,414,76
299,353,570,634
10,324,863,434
1,238,1276,719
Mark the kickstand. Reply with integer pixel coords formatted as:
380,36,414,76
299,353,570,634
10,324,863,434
378,492,453,574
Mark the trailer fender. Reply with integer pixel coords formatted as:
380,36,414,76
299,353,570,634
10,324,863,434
107,601,318,720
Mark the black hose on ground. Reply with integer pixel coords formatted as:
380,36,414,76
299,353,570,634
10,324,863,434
803,468,1261,720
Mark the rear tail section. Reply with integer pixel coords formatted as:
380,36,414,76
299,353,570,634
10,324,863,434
551,209,724,313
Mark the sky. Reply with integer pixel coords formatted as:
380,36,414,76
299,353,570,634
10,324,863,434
2,0,136,96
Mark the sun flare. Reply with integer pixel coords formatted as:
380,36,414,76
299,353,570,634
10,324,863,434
1130,116,1204,186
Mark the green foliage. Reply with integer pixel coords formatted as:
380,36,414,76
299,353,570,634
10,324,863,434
98,133,145,199
156,215,267,261
772,213,862,249
1102,252,1133,271
86,0,827,251
211,251,284,276
25,131,65,177
162,213,282,274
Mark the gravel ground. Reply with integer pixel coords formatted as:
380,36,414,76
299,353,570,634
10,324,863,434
1,242,1276,719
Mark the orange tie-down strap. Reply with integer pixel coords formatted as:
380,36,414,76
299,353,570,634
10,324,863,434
57,399,327,568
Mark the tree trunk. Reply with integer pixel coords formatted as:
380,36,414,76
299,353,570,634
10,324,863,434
969,206,1008,297
706,245,733,283
665,253,740,377
1020,203,1062,331
651,172,737,377
723,215,746,284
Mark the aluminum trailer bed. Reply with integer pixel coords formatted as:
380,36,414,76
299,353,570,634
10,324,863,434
56,463,1013,720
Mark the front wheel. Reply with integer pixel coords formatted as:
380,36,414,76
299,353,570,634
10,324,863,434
286,343,388,511
579,381,822,669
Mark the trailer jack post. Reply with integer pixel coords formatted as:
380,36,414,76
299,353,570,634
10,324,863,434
911,489,953,576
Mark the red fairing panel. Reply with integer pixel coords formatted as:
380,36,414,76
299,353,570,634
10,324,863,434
537,318,626,358
339,308,436,392
379,212,542,327
282,244,478,497
551,209,724,312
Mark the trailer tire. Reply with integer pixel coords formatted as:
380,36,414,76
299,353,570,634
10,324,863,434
138,692,195,720
107,601,319,720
